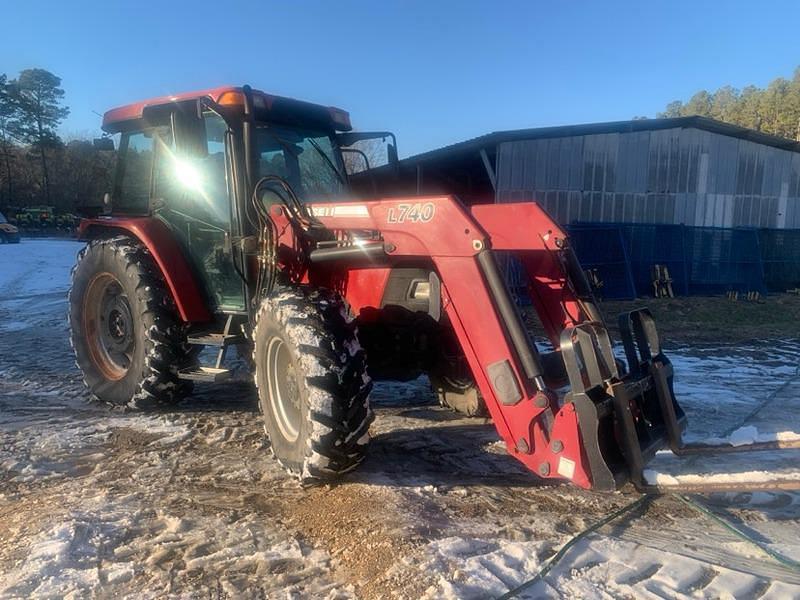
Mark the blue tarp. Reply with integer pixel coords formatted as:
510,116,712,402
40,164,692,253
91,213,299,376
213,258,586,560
566,223,800,299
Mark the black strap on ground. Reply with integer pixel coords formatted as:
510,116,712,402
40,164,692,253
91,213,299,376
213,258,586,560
496,494,651,600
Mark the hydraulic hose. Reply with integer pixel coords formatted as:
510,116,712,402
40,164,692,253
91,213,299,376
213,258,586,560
497,494,650,599
676,494,800,573
499,492,799,599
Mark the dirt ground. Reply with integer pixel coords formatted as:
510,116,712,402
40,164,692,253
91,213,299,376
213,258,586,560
598,293,800,344
1,239,800,599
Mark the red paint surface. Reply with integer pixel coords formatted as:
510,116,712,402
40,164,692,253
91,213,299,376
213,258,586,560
79,197,598,488
102,85,350,133
300,196,595,488
102,86,236,131
78,217,213,323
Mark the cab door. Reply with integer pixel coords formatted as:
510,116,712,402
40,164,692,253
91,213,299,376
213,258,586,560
153,111,245,313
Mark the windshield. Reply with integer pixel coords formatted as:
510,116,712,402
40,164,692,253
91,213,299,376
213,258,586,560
255,125,347,202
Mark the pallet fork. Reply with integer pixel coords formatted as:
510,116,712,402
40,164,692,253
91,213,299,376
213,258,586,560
563,309,800,493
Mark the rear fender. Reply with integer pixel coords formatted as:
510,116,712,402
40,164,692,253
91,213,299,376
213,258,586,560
78,217,213,323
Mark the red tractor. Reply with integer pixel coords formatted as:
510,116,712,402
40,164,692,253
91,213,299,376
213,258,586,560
70,86,798,492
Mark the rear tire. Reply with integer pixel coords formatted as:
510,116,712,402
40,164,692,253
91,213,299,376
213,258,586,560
253,286,373,480
69,236,196,408
429,372,488,417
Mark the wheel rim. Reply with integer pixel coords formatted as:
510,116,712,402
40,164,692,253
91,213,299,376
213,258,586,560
266,336,302,442
83,272,135,381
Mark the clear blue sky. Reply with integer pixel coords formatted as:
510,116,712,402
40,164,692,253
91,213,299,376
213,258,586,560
3,1,799,157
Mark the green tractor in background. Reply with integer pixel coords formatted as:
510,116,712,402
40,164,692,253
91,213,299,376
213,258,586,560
16,206,57,232
56,212,79,233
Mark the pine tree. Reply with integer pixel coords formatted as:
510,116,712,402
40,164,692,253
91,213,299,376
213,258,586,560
657,67,800,141
0,74,16,205
6,69,70,204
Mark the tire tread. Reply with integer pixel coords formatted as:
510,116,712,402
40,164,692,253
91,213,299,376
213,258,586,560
253,286,373,481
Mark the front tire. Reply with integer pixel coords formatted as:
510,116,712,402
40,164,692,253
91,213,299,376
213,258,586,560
69,236,196,408
253,286,373,480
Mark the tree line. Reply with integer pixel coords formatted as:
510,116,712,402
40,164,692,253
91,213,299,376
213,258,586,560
0,68,112,217
658,66,800,140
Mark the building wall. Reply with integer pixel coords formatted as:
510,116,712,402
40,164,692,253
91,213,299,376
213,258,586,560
495,127,800,229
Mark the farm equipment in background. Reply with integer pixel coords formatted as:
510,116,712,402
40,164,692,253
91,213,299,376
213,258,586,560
10,206,79,236
651,264,674,298
16,206,56,230
584,268,605,300
55,212,80,233
68,85,800,493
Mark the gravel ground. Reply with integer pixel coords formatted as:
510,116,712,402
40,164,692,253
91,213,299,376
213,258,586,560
1,239,799,599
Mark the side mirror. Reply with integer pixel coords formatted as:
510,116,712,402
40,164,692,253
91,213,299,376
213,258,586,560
335,131,399,174
171,105,208,159
341,148,371,173
93,137,115,151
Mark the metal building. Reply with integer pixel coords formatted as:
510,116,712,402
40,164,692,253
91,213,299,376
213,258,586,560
400,116,800,229
393,117,800,297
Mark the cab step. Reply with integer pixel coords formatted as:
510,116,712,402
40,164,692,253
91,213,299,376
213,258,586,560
186,332,244,347
178,366,232,383
181,316,246,384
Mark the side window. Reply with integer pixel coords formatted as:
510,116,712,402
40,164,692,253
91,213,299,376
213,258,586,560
202,113,230,226
255,127,346,203
154,112,230,227
115,131,154,213
257,134,294,190
152,111,242,310
259,147,289,180
297,135,344,200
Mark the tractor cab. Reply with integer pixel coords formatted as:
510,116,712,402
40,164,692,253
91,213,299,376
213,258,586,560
95,86,397,315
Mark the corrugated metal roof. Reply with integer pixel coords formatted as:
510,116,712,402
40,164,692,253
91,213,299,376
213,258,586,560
494,125,800,229
402,116,800,166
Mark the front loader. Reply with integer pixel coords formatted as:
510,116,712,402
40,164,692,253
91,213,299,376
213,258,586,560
70,85,800,493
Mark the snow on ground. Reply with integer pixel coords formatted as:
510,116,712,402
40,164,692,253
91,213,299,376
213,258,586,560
724,426,800,447
1,238,800,599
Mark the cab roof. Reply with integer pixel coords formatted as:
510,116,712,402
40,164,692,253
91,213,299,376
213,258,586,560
102,85,352,133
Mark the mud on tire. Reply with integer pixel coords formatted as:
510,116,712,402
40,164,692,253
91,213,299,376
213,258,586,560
253,286,373,481
69,236,196,408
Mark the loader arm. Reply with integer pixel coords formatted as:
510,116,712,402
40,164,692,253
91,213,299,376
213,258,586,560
300,195,800,493
469,202,602,348
301,196,618,489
